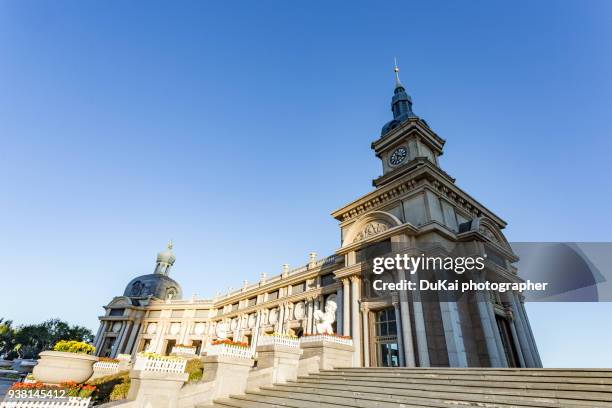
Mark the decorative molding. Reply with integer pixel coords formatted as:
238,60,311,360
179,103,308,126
352,222,390,243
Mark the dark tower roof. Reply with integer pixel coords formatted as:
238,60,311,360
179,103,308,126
381,61,418,135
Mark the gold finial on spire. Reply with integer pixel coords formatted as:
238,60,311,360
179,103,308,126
394,57,403,88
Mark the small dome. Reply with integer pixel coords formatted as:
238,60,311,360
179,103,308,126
157,241,176,265
123,273,182,300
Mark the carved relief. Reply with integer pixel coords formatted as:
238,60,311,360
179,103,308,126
194,322,206,335
248,313,257,328
146,323,157,335
352,222,389,243
479,226,500,244
169,322,181,335
215,322,228,339
268,308,278,324
293,301,305,319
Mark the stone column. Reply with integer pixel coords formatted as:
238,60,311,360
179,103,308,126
336,284,344,335
396,269,415,367
125,323,140,355
516,295,542,367
306,298,314,335
410,270,430,366
508,310,526,368
350,276,362,366
510,293,535,367
435,269,467,368
111,322,129,357
278,304,286,333
391,294,405,367
484,293,508,367
361,305,370,367
93,322,105,352
475,288,504,367
342,278,351,336
313,297,320,333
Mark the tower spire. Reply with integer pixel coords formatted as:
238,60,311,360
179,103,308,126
380,58,418,135
394,57,403,88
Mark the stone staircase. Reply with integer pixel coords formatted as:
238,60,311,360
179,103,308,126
210,367,612,408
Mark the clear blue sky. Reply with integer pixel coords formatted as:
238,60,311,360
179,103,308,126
1,1,611,367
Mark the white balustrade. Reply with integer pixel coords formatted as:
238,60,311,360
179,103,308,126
93,361,120,371
171,345,196,355
0,397,91,408
300,334,353,346
133,354,186,373
258,335,299,348
206,344,253,359
116,353,132,362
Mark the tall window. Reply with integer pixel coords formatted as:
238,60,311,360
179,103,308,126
375,308,397,336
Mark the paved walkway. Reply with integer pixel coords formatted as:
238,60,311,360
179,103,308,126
0,378,16,399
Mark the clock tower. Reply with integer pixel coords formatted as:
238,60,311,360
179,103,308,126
373,64,446,187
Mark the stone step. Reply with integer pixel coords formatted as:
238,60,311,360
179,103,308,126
315,371,612,386
210,368,612,408
307,372,612,390
224,391,355,408
327,368,612,379
283,378,612,407
259,385,539,408
212,397,299,408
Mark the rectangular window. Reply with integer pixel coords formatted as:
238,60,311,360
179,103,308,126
231,303,239,312
356,239,391,263
171,310,184,318
291,282,305,294
267,290,279,301
247,297,257,307
148,310,161,318
109,308,124,317
320,273,335,287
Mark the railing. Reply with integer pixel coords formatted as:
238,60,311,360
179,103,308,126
0,397,91,408
116,353,132,363
300,334,353,346
258,334,299,348
133,354,186,373
206,344,253,359
93,361,119,371
171,346,197,355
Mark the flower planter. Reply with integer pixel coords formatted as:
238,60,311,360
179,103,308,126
32,351,98,384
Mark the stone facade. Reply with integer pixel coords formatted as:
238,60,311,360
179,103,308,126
94,69,541,369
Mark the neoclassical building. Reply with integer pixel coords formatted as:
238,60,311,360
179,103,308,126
94,68,541,368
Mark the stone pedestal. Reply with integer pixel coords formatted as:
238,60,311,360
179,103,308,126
201,355,254,399
299,339,355,372
128,370,188,408
256,344,302,383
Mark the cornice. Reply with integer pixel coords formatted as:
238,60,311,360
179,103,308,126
333,263,364,279
331,159,507,229
209,284,340,321
212,258,340,308
371,118,445,155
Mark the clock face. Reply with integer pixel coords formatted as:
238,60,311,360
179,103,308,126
389,147,408,166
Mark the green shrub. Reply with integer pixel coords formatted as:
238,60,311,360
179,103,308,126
87,371,130,404
52,340,96,355
185,358,204,382
110,381,130,401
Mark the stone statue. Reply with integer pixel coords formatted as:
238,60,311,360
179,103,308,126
313,295,337,335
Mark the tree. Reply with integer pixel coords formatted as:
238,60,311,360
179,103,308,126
0,318,94,359
0,318,17,358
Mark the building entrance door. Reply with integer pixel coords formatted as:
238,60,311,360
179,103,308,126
374,308,400,367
